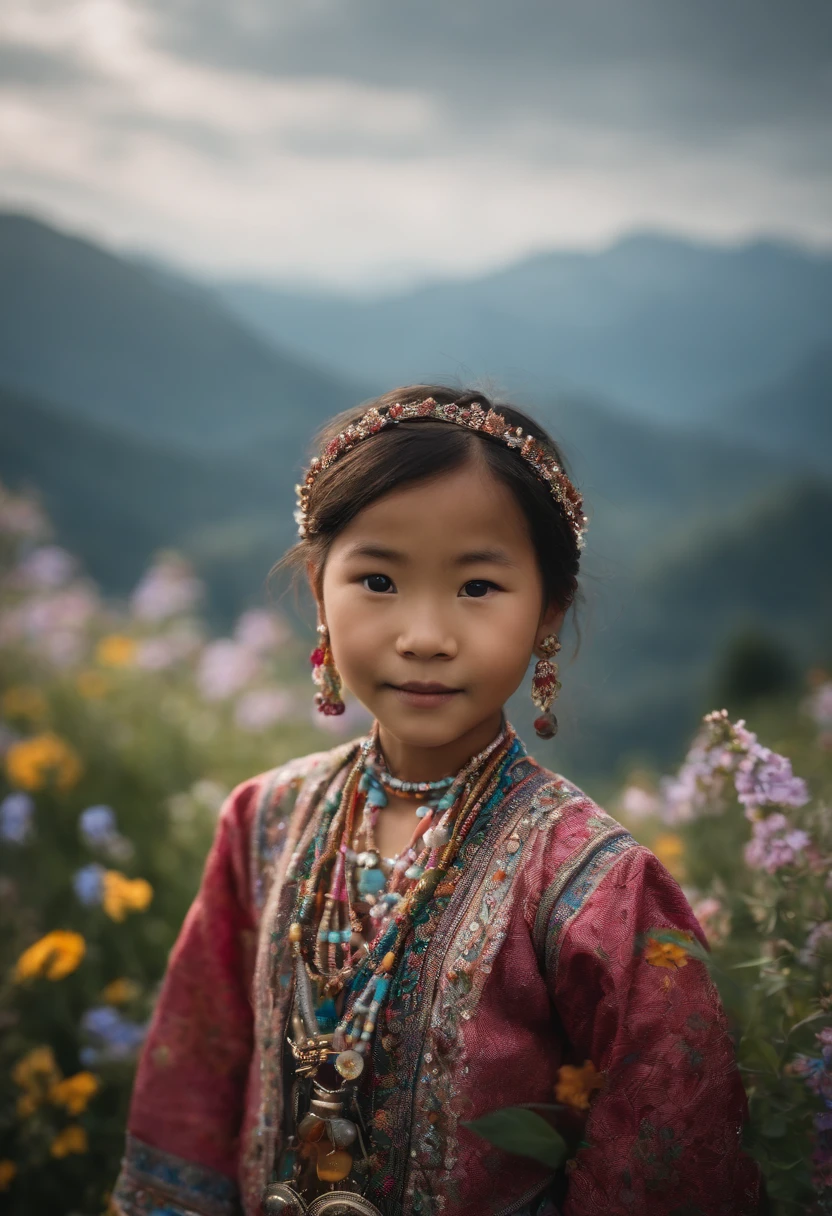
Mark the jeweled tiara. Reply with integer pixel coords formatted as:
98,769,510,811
295,397,587,549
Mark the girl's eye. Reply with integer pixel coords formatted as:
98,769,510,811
461,580,496,598
363,574,394,594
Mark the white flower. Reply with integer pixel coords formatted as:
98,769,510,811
197,640,259,701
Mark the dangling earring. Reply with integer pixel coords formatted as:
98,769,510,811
531,634,562,739
310,624,345,716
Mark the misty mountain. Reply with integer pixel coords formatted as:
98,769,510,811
713,347,832,477
0,212,357,455
217,232,832,422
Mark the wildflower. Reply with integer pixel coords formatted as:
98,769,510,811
555,1060,604,1111
16,546,76,589
130,556,202,622
79,805,117,845
197,639,259,701
644,933,693,970
0,792,34,843
801,922,832,965
101,977,140,1005
744,813,810,874
0,1160,16,1190
50,1071,99,1115
234,609,289,654
0,490,47,538
691,896,729,946
50,1125,88,1158
81,1006,146,1060
15,930,86,981
102,871,153,921
5,732,82,791
76,670,108,699
12,1045,61,1092
73,863,104,906
618,785,660,822
235,687,293,731
96,634,137,667
652,833,685,877
805,681,832,731
735,746,809,815
1,685,48,722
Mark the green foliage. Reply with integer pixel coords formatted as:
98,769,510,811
0,484,335,1214
462,1108,567,1170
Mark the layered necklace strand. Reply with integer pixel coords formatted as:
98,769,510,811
280,722,514,1203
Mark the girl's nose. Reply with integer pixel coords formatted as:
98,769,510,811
395,606,458,661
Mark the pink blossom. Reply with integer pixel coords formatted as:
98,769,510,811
131,557,203,622
735,746,809,815
234,609,290,654
234,687,293,731
619,785,660,821
744,812,810,873
801,923,832,965
136,624,202,671
196,639,259,701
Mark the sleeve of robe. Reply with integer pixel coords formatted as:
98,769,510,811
546,845,764,1216
110,775,262,1216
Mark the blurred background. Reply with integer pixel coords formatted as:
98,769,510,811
1,3,831,1211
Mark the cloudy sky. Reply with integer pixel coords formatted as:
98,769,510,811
1,0,830,287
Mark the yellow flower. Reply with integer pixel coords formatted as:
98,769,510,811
95,635,136,668
15,930,86,982
13,1045,62,1116
0,1160,16,1191
50,1072,99,1116
12,1045,60,1090
5,732,82,791
76,670,108,700
102,871,153,922
50,1124,88,1158
644,933,693,970
555,1060,604,1111
2,685,48,722
101,977,139,1005
653,832,686,878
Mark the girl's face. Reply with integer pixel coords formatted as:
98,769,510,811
318,455,562,774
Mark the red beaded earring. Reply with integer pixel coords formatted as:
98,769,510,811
531,634,562,738
310,624,345,716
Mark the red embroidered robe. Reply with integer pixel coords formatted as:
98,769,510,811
112,740,763,1215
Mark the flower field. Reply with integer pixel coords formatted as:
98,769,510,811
0,480,830,1213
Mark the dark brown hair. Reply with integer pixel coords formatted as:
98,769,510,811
283,385,581,612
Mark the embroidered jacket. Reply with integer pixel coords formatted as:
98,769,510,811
112,740,762,1216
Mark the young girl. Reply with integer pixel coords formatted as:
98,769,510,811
112,387,762,1216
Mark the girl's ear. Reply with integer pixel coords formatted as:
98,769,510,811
306,560,325,627
534,604,565,655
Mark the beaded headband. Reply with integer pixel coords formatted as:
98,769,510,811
295,397,588,549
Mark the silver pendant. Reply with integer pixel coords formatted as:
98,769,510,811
262,1183,308,1214
307,1195,383,1216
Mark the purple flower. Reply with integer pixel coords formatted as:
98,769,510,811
79,804,117,845
16,545,76,589
806,683,832,731
73,863,104,905
82,1005,146,1060
130,557,203,622
735,746,809,814
802,924,832,965
0,792,34,843
744,812,810,873
197,639,259,701
234,687,293,731
233,610,289,654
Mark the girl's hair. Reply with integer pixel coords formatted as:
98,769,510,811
282,385,581,612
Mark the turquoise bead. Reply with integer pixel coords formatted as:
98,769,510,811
358,867,386,896
328,930,341,944
438,793,455,811
405,863,424,880
367,786,387,807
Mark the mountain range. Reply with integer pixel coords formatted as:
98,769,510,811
217,232,832,425
2,210,829,778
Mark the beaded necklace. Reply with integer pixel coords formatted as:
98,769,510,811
268,724,514,1214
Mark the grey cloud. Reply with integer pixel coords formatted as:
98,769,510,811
0,42,93,88
147,0,832,146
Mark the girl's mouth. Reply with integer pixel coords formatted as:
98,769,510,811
387,681,462,709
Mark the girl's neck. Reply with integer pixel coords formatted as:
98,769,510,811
376,710,505,783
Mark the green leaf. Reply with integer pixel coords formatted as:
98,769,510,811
462,1107,567,1170
761,1115,787,1139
